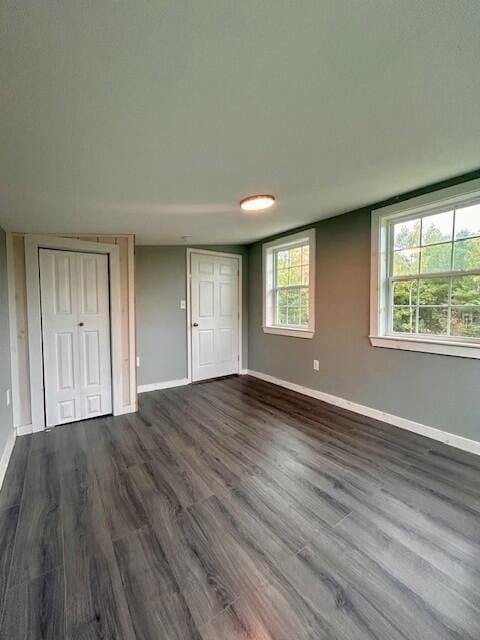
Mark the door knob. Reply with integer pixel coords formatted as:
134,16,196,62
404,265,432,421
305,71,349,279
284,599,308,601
78,322,84,327
193,322,199,327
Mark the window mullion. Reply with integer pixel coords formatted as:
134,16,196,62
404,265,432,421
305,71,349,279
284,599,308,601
415,218,422,335
275,284,307,291
415,280,420,334
274,251,281,325
419,216,423,273
387,221,395,333
450,208,456,272
391,268,480,282
447,277,452,336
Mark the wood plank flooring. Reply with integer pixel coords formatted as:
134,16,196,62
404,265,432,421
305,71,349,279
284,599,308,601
1,375,479,639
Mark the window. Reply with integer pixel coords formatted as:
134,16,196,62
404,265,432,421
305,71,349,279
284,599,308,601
371,179,480,359
263,229,315,338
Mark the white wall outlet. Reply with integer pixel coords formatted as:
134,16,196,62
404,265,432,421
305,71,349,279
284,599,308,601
136,356,140,368
6,389,11,406
313,359,320,371
180,299,186,310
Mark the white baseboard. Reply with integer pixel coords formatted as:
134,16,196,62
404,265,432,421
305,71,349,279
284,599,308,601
115,405,137,416
16,424,33,436
17,423,49,435
244,369,480,457
138,378,190,394
0,429,16,492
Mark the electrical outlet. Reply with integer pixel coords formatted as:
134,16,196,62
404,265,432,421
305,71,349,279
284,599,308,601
313,359,319,371
6,389,11,406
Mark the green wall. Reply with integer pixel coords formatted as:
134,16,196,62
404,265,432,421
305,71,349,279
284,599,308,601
136,245,248,386
247,175,480,441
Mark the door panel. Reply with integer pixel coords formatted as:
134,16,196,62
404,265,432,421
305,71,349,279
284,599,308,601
56,332,75,390
198,260,214,274
199,281,214,317
59,399,76,421
83,331,101,386
53,253,73,314
219,263,233,275
219,328,233,362
80,255,99,314
191,253,239,381
219,282,232,317
40,249,112,427
86,394,102,414
199,330,215,366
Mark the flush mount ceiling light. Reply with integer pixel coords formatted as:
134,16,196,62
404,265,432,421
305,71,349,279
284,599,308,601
240,194,276,212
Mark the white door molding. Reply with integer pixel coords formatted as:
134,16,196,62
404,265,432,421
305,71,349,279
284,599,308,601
186,248,242,383
25,234,123,431
127,235,137,412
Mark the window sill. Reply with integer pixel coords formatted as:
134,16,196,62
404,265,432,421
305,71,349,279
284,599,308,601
369,335,480,359
263,326,314,339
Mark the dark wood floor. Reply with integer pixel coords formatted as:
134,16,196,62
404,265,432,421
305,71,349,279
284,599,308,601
1,375,480,639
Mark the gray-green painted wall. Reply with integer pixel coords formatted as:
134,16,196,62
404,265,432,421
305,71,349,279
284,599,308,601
248,206,480,442
0,227,14,460
136,245,248,386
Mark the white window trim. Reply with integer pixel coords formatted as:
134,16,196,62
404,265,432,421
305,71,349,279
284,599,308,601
263,228,315,339
370,178,480,359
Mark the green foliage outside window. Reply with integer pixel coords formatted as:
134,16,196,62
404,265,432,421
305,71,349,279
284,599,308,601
275,244,309,327
391,205,480,338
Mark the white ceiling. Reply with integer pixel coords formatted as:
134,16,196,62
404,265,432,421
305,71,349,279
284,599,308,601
1,1,480,245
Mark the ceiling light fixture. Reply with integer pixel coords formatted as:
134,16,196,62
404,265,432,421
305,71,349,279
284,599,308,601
240,194,276,212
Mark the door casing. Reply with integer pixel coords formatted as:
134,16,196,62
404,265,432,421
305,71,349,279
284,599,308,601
25,235,124,432
186,248,243,383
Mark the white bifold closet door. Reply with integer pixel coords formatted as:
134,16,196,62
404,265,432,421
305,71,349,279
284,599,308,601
39,249,112,427
191,252,239,381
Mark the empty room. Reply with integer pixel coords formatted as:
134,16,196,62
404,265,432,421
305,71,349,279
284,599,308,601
1,2,480,639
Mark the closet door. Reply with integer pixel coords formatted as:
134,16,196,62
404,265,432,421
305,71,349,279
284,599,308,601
39,249,112,427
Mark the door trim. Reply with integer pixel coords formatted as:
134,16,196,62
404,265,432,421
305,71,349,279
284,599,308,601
25,235,123,431
186,248,243,383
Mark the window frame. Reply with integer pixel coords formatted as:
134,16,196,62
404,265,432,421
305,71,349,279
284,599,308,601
370,178,480,359
263,229,315,338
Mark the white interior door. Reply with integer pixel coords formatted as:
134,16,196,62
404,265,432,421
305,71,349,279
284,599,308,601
39,249,112,427
191,252,240,381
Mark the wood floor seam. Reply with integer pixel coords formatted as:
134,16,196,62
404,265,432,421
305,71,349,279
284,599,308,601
3,562,65,594
332,511,353,529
